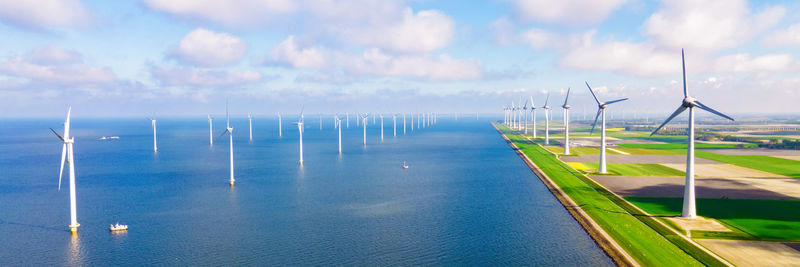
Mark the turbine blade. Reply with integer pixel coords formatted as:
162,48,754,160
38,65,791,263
564,88,570,106
50,128,64,142
651,105,687,136
682,49,688,97
217,129,229,139
694,101,734,121
605,98,629,105
586,81,600,104
58,143,66,191
545,92,550,106
589,110,601,134
530,96,535,109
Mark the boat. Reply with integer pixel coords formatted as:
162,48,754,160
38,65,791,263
109,223,128,231
402,161,409,169
99,136,120,140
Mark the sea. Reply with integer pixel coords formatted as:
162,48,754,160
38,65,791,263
0,116,612,266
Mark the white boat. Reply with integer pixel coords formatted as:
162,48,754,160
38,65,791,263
109,223,128,231
99,136,120,140
402,161,409,169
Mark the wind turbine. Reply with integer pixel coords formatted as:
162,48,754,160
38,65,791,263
278,113,282,138
208,115,213,146
562,88,571,155
530,96,537,138
50,107,79,233
380,114,384,142
248,113,253,141
403,113,406,134
587,81,628,174
346,112,350,128
393,114,397,137
360,113,369,145
335,114,342,153
651,49,734,219
148,116,157,152
319,114,322,130
543,93,550,144
294,107,305,165
522,99,529,134
221,101,235,186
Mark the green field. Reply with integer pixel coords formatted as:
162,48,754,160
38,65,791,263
545,146,622,155
572,162,685,176
498,125,709,266
626,197,800,241
617,143,752,150
694,151,800,178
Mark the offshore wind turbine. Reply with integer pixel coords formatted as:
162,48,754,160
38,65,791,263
148,116,157,152
50,107,79,233
248,113,253,141
346,112,350,128
278,113,282,138
651,49,734,219
208,115,213,146
294,107,305,165
380,114,384,142
360,113,369,145
319,114,322,130
393,114,397,137
221,101,236,186
403,113,406,134
543,93,550,144
562,88,572,155
587,81,628,174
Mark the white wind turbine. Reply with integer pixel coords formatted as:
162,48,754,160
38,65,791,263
380,114,384,142
278,113,282,138
403,113,406,135
393,114,397,137
587,81,628,174
522,99,529,134
248,113,253,142
50,107,79,233
518,98,524,131
221,101,236,186
543,93,550,144
562,88,571,155
346,112,349,128
319,114,322,130
360,113,369,145
148,116,157,152
530,96,537,138
294,107,305,165
208,115,213,146
651,49,734,219
335,114,342,153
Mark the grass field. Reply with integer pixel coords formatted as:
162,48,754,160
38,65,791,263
617,143,751,150
625,197,800,241
694,151,800,178
570,162,685,176
498,125,709,266
544,146,622,155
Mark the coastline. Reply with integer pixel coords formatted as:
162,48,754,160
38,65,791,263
493,123,639,267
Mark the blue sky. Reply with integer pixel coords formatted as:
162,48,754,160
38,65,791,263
1,0,799,117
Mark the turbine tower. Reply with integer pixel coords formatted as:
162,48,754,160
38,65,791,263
208,115,213,146
380,114,384,142
50,107,79,233
335,114,342,153
651,49,734,219
278,113,282,138
530,96,537,138
346,112,349,128
543,93,550,144
149,116,157,152
248,113,253,141
562,88,571,155
393,114,397,137
222,101,235,186
522,99,529,134
587,82,628,174
360,113,369,145
294,107,304,165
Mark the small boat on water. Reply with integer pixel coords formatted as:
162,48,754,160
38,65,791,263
109,223,128,231
99,136,120,140
402,161,409,169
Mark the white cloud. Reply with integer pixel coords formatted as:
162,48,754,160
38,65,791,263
762,23,800,47
508,0,627,26
0,46,115,85
169,28,247,67
559,40,680,76
342,48,482,81
143,0,295,26
0,0,91,29
368,8,454,53
490,18,517,45
712,53,794,73
151,66,262,87
644,0,784,50
269,35,327,69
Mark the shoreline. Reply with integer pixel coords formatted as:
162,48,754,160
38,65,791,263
492,123,638,267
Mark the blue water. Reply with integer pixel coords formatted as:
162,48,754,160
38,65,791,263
0,116,612,265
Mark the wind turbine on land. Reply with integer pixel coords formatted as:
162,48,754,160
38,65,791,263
543,93,550,144
360,113,369,145
587,82,628,174
148,116,157,152
50,107,79,233
294,107,305,165
522,99,529,134
208,115,213,146
221,101,236,186
530,96,537,138
651,49,734,219
562,88,571,155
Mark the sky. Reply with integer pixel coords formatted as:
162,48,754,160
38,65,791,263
1,0,799,117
